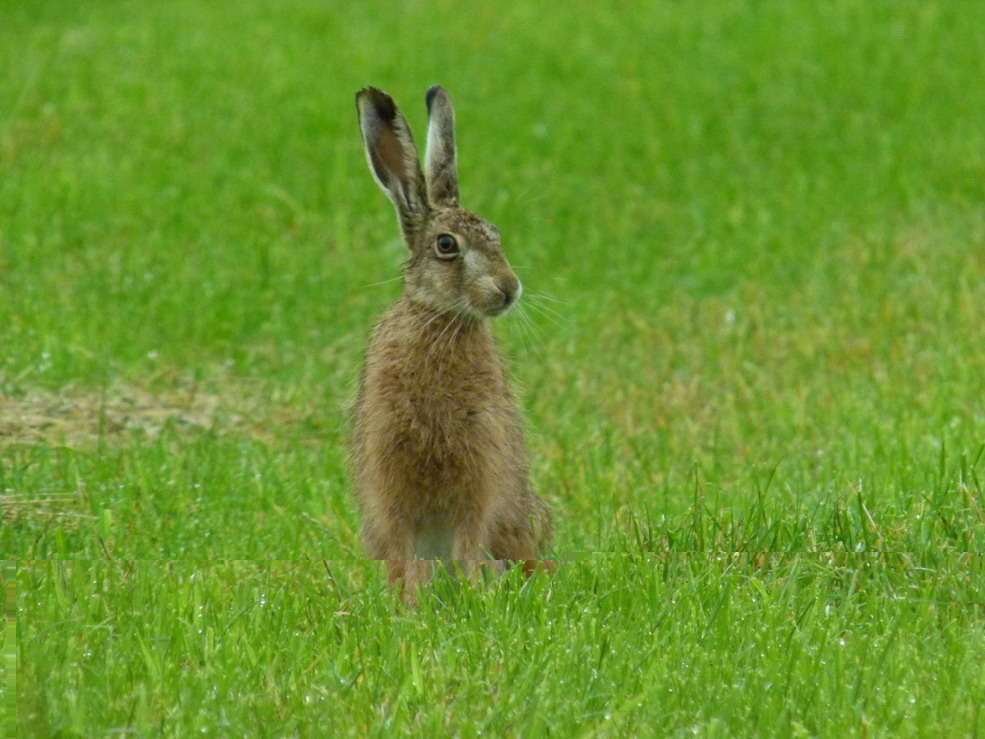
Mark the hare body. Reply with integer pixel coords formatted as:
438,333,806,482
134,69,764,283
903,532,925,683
351,86,551,597
352,301,547,567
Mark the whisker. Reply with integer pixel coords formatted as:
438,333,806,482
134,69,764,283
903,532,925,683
414,298,463,336
501,303,542,363
513,305,546,362
525,291,569,305
358,275,404,290
447,317,468,355
524,294,567,316
523,300,565,329
429,298,469,356
519,191,550,206
525,299,567,325
414,310,445,335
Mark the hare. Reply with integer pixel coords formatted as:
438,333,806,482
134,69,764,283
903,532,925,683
350,85,552,600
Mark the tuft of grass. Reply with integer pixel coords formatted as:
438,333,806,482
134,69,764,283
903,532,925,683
4,0,985,734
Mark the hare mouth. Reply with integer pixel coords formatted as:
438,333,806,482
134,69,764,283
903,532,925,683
469,298,510,319
486,301,514,318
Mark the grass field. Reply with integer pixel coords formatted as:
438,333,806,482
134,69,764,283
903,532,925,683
3,0,985,735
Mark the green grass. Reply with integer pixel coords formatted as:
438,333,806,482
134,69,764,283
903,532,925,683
16,557,985,736
2,561,13,737
4,0,985,734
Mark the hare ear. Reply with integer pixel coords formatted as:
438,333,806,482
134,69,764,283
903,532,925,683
356,87,428,235
424,85,459,206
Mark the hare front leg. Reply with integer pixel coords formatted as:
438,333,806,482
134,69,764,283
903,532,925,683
385,560,433,606
451,500,493,583
363,517,431,603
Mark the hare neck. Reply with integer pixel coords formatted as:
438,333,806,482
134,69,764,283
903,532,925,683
399,298,490,345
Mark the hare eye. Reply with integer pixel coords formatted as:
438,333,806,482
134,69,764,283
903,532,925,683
435,234,459,259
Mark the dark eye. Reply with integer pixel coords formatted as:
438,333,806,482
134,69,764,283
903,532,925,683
435,233,460,259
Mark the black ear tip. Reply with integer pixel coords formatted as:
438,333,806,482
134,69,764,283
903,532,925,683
425,85,447,113
357,86,397,120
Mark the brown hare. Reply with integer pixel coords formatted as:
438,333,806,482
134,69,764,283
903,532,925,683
351,85,552,601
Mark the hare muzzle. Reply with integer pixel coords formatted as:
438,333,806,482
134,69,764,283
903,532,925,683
492,277,520,315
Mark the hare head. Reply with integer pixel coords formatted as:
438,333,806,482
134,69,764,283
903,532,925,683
356,86,520,320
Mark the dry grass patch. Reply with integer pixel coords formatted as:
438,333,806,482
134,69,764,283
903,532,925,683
0,383,220,448
0,373,338,450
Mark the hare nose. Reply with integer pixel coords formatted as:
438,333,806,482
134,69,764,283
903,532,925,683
498,276,521,308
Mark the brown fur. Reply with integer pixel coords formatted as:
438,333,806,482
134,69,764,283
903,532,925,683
351,86,552,601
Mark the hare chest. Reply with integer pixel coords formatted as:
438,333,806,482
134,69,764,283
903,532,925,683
369,366,512,498
352,318,520,537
